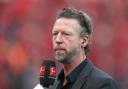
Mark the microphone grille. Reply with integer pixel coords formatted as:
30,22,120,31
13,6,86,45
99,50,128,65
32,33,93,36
40,60,56,88
42,60,56,67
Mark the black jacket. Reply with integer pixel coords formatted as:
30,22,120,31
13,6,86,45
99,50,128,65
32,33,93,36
51,59,120,89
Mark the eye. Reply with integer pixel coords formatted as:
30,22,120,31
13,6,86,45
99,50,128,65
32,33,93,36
63,32,70,36
52,32,58,36
64,33,69,36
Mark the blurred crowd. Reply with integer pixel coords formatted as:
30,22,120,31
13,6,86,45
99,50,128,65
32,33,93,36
0,0,128,89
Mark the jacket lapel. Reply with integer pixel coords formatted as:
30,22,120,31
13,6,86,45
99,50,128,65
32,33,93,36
71,59,94,89
51,59,94,89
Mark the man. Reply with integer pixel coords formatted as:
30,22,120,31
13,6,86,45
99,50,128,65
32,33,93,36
51,7,119,89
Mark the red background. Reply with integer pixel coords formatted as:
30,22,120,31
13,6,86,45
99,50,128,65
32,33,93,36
0,0,128,89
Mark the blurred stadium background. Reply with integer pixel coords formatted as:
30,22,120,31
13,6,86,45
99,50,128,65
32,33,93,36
0,0,128,89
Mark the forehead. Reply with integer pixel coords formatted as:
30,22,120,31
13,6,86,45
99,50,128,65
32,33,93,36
52,18,82,33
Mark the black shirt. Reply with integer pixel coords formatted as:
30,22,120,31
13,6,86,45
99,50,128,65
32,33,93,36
57,59,88,89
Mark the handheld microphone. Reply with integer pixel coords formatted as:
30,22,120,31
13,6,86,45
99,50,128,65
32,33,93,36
39,60,56,88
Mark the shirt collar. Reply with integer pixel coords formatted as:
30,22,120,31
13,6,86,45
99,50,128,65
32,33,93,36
58,59,88,84
66,59,88,83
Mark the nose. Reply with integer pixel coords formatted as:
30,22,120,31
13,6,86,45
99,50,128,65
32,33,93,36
55,33,63,44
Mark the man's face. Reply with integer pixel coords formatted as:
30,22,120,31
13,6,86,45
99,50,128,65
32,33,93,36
52,18,83,63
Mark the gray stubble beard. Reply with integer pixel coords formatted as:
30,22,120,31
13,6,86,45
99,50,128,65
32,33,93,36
54,49,77,64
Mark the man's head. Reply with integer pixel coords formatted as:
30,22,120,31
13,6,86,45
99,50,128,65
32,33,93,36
52,7,93,63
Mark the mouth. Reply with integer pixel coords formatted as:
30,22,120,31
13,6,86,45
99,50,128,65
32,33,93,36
54,48,66,54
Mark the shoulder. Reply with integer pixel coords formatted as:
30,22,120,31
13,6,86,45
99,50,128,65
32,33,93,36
91,66,112,79
85,59,113,80
85,66,119,89
85,59,114,82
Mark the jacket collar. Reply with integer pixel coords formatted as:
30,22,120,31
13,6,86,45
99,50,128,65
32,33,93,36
71,59,94,89
51,59,94,89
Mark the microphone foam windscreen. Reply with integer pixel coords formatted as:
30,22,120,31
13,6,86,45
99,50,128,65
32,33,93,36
40,60,56,88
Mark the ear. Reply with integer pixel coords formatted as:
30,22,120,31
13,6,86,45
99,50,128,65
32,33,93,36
81,35,89,48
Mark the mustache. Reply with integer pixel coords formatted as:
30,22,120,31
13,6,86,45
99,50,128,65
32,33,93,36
54,46,65,51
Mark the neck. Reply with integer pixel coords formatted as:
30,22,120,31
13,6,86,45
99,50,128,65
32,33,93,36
62,54,86,77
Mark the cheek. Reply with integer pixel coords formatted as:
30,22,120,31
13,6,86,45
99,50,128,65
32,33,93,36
52,39,56,47
72,40,81,49
66,39,80,49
